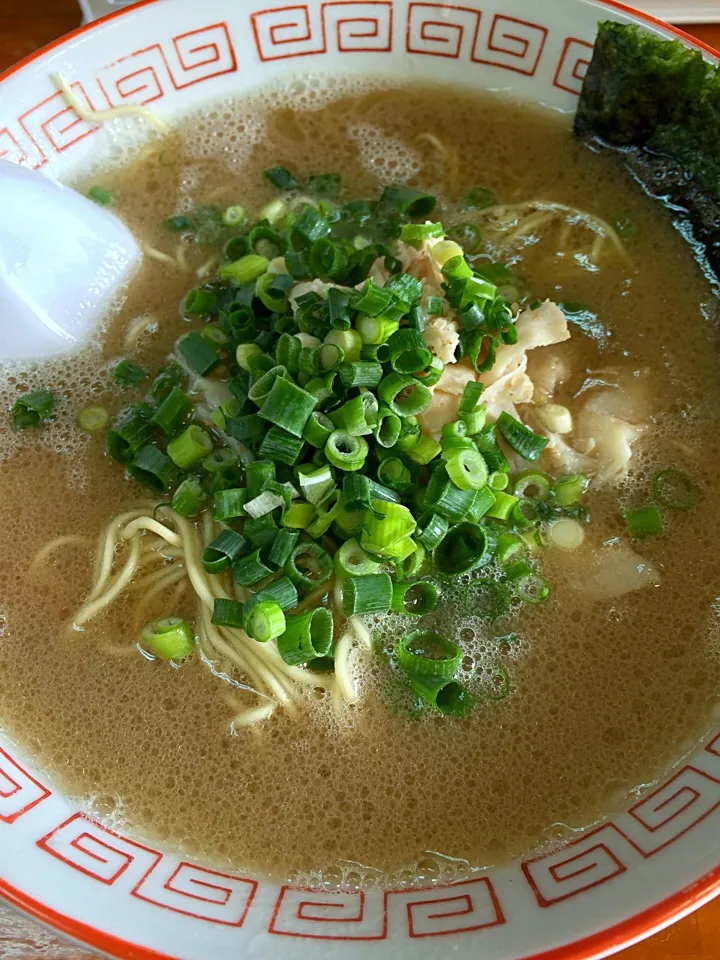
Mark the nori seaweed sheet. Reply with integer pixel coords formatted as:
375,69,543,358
575,21,720,284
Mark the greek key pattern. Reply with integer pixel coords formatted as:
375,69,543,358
1,22,237,169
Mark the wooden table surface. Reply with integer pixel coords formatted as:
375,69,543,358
2,1,720,957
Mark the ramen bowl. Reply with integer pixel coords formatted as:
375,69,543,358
1,1,720,958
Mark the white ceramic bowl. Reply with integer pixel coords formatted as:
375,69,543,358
2,1,720,957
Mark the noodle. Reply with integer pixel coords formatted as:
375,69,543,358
51,72,170,134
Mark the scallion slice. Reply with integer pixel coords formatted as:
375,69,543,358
151,386,192,435
445,448,489,490
76,405,108,433
334,539,380,578
172,477,207,517
246,600,286,642
233,547,273,587
264,165,300,190
342,573,393,616
653,469,697,510
284,542,332,591
258,376,318,438
325,430,369,471
259,426,304,465
211,598,245,628
128,445,176,492
434,521,492,574
278,607,333,666
496,412,548,461
12,390,56,429
212,488,247,521
409,676,475,718
378,372,431,417
167,425,213,469
391,581,439,616
176,331,219,376
625,506,664,539
202,529,247,574
141,617,194,661
397,630,460,680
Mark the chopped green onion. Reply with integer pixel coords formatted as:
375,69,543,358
337,361,383,388
378,373,431,417
151,386,192,435
233,547,273,587
308,173,341,196
292,205,331,245
325,328,363,362
264,165,300,190
202,453,237,480
445,448,489,490
176,331,219,376
222,204,247,227
303,411,334,448
379,185,436,218
12,390,56,429
76,405,108,433
259,426,304,465
485,490,518,521
391,581,439,616
212,488,247,521
218,254,269,285
172,477,207,516
406,435,442,465
434,521,491,574
258,376,318,438
258,576,299,611
399,221,444,248
88,184,114,205
424,464,476,522
447,222,482,254
141,617,194,661
167,425,213,469
550,474,588,507
282,500,315,529
459,381,484,414
496,412,548,461
489,471,509,491
625,505,664,539
416,512,449,550
466,485,496,522
494,532,527,564
334,539,380,578
107,404,153,462
184,287,218,315
112,359,147,387
284,542,332,591
374,407,401,448
410,676,474,717
463,187,495,210
516,574,550,604
387,328,432,375
128,445,176,492
397,630,460,680
475,424,509,473
653,469,696,510
202,529,247,573
361,500,416,558
512,470,551,501
278,607,333,666
342,573,393,616
211,598,245,628
325,430,368,471
246,600,286,642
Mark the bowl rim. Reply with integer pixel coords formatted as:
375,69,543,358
1,1,719,958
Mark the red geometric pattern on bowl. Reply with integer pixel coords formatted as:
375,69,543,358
406,4,546,75
0,22,237,170
523,757,720,906
268,877,504,939
553,36,594,93
36,814,257,925
2,3,720,959
0,746,51,824
251,2,394,60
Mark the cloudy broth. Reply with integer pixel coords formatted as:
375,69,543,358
0,80,719,887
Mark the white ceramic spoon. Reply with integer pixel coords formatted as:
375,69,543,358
0,159,141,362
